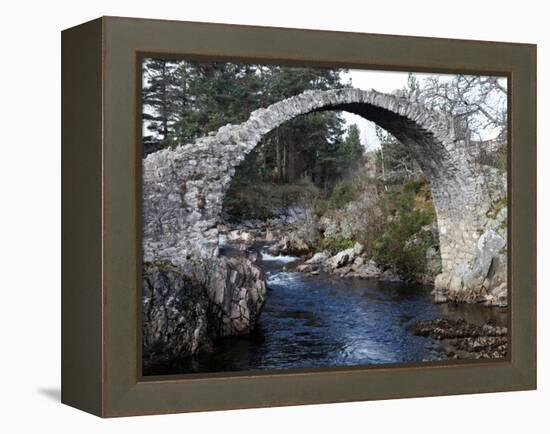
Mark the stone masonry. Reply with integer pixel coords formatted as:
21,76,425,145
142,88,507,302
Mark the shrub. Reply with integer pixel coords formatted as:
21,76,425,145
327,178,360,209
314,198,330,217
371,179,437,279
318,236,354,254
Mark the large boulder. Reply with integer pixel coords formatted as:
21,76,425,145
328,248,355,269
142,263,214,367
359,260,384,278
142,256,266,370
227,229,255,244
277,233,311,255
306,251,331,264
196,256,266,335
328,243,364,269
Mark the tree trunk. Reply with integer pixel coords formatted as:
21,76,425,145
275,134,281,182
282,141,287,182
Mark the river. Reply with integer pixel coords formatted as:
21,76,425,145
161,242,507,375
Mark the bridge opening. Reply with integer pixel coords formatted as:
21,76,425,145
221,109,442,283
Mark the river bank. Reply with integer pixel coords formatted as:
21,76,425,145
409,318,508,359
143,231,508,375
220,216,507,308
221,223,408,282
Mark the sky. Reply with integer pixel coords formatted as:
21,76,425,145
341,69,444,149
340,69,507,149
340,69,413,149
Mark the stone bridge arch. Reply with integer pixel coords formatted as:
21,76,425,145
142,88,499,294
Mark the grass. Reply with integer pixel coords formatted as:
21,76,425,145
317,236,355,254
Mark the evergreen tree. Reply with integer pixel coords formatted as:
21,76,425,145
340,124,364,165
142,57,352,190
168,61,196,144
257,65,346,186
141,58,178,153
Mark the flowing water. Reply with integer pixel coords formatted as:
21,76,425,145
164,244,507,375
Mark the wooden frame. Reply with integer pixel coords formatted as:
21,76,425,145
61,16,537,417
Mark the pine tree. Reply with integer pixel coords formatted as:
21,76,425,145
141,58,178,153
341,124,364,164
257,65,346,185
142,58,352,190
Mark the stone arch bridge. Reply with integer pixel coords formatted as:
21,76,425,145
142,88,506,297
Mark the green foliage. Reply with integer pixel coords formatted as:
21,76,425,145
224,179,320,221
142,57,362,199
339,124,364,165
172,61,265,141
141,58,180,153
259,111,346,187
327,178,360,209
142,58,347,158
312,177,439,278
253,66,347,187
318,236,355,254
312,175,369,216
371,180,437,278
314,199,330,217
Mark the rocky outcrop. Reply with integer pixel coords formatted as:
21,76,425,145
410,318,508,359
318,188,382,241
142,263,213,365
434,205,507,306
328,248,353,269
226,229,255,244
267,232,312,256
296,242,402,281
142,256,266,369
306,251,331,264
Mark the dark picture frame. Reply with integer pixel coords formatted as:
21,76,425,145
61,16,536,417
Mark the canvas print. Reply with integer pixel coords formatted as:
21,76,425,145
140,58,508,376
